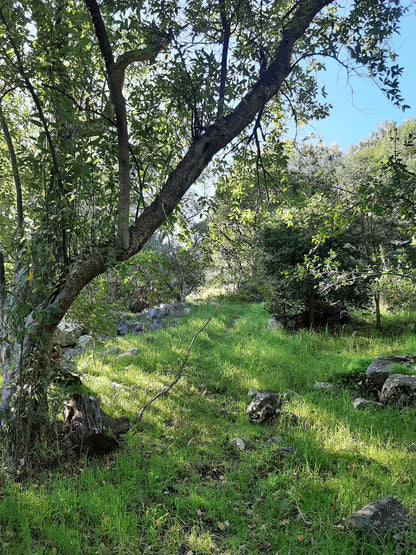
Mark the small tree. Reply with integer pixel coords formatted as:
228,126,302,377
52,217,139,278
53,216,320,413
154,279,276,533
0,0,408,461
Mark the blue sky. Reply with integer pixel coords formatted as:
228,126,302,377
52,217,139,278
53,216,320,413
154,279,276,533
293,10,416,151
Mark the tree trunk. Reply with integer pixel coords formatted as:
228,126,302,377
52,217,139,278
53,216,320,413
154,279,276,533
375,291,381,330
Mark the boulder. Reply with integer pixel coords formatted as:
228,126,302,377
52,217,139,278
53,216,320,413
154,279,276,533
366,355,415,387
231,437,245,451
267,317,284,331
53,322,84,347
149,318,163,331
247,388,259,399
346,497,410,536
116,318,128,336
380,374,416,405
75,335,92,354
246,390,282,423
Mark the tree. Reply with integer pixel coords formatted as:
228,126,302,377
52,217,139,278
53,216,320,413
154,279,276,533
0,0,408,462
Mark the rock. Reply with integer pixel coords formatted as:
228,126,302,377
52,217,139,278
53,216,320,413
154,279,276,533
146,308,164,322
267,317,284,331
61,347,76,361
117,348,139,358
247,388,259,399
266,436,283,445
346,497,410,536
380,374,416,405
313,382,335,390
116,318,128,336
75,335,92,354
126,321,144,335
352,397,383,410
106,347,121,355
366,355,415,387
231,437,245,451
246,390,282,423
183,307,191,315
53,322,84,347
148,318,163,331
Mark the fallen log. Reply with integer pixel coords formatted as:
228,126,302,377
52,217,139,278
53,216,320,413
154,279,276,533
63,393,130,455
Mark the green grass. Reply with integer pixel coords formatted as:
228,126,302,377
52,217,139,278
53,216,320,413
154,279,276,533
2,302,416,553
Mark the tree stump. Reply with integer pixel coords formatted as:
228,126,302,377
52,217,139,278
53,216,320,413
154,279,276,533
63,393,130,455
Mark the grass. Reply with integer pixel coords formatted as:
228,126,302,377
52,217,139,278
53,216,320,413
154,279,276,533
1,302,416,553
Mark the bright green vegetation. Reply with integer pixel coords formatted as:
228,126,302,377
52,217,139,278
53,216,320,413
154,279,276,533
2,302,416,554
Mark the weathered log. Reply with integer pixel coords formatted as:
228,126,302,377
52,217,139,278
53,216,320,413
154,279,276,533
63,393,130,454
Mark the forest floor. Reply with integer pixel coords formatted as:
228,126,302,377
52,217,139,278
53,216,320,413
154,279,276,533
1,302,416,554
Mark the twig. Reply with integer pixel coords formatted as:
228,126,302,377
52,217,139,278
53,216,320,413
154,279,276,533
133,293,233,425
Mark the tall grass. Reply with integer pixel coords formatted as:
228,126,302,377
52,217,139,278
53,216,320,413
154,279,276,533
1,302,416,553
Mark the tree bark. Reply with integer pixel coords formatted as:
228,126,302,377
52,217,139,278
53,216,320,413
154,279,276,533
0,0,334,459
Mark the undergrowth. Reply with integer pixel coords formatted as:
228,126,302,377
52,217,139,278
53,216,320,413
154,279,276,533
1,302,416,553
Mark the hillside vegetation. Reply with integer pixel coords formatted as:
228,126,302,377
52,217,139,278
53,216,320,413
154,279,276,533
2,301,416,554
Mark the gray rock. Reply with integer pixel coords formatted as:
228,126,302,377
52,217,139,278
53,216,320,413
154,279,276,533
148,318,163,331
146,308,163,322
183,307,191,315
116,318,128,336
76,335,92,354
267,317,284,331
346,497,410,536
366,355,415,387
266,436,283,445
246,390,282,423
117,348,139,358
106,347,121,355
61,347,76,361
231,437,246,451
380,374,416,405
247,388,259,399
53,322,84,347
313,382,335,390
352,397,383,410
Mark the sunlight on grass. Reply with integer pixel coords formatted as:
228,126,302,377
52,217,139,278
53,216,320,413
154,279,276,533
2,302,416,553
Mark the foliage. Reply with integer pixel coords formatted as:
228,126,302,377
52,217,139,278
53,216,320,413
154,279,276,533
0,0,410,459
1,302,416,553
68,238,207,335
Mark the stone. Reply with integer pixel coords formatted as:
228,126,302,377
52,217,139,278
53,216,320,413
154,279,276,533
53,321,84,347
266,436,283,445
366,355,416,387
146,308,164,322
117,348,139,358
352,397,383,410
76,335,92,354
346,497,410,536
267,317,284,331
380,374,416,405
246,390,282,423
247,388,259,398
106,347,121,355
231,437,245,451
116,318,128,336
148,318,163,331
313,382,335,390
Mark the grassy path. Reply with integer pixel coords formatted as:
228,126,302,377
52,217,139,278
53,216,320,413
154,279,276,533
1,302,416,553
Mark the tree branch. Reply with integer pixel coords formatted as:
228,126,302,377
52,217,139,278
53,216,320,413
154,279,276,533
134,294,233,425
216,0,231,119
84,0,130,251
0,102,24,238
116,32,171,88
